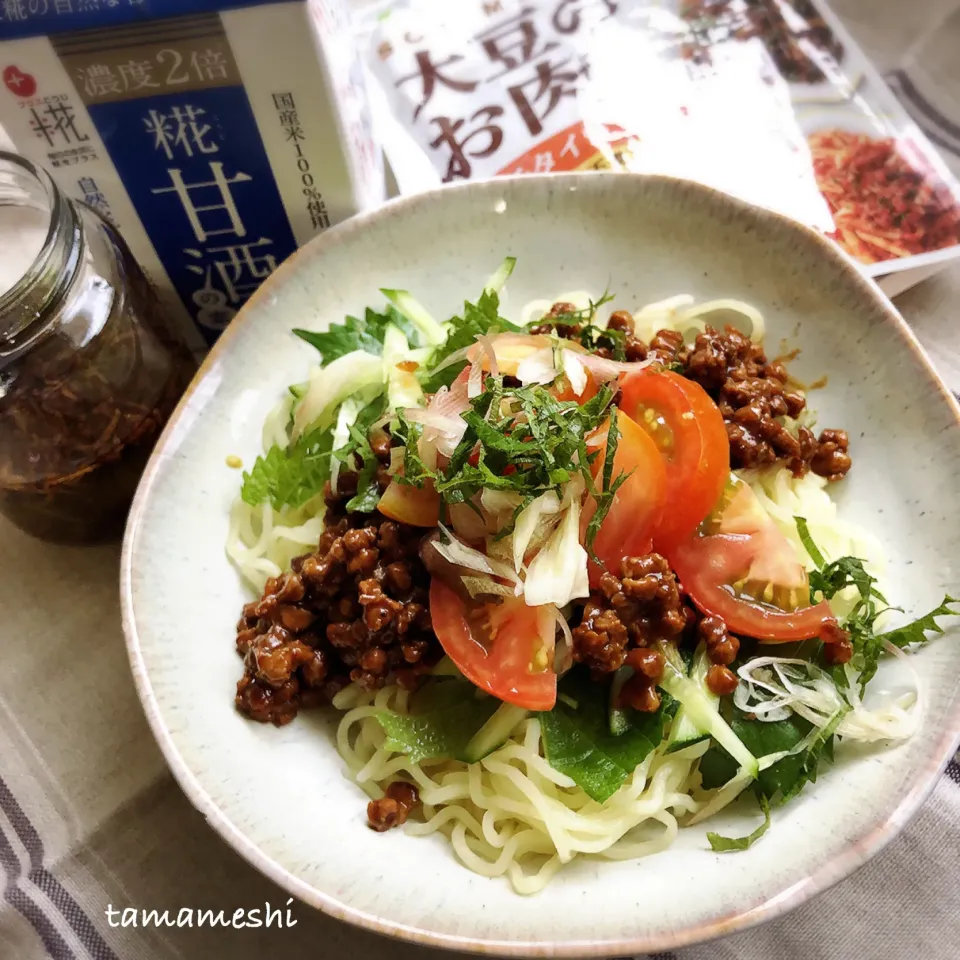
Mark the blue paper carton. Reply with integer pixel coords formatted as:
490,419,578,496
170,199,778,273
0,0,383,350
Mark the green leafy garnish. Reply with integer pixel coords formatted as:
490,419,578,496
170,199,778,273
794,516,825,569
375,680,500,762
780,707,848,802
696,741,737,792
240,426,334,509
578,323,627,361
381,306,423,349
419,289,523,392
707,796,771,852
539,670,677,803
583,408,629,556
241,392,388,511
699,700,850,810
795,518,956,692
294,306,421,363
336,395,388,513
699,709,813,799
395,380,622,553
697,520,957,825
810,555,886,606
878,596,958,649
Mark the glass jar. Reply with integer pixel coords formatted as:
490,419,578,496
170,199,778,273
0,152,197,543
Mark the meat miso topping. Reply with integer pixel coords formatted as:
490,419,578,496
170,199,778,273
531,309,851,481
706,664,739,697
367,781,421,832
235,484,442,727
571,553,692,677
821,620,855,665
680,326,850,480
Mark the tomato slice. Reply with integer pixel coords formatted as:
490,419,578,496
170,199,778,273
429,577,558,710
377,479,440,527
669,532,835,641
668,483,833,641
581,409,667,586
619,369,729,548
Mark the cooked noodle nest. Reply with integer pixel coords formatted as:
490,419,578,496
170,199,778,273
332,683,702,895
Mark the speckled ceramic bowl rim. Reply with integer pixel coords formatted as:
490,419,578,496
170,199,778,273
120,172,960,957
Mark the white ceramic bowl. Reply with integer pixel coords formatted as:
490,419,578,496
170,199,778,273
120,173,960,956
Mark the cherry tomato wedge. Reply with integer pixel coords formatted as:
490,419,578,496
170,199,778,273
669,532,835,641
377,479,440,527
619,369,729,548
429,578,558,710
581,409,667,587
551,369,600,404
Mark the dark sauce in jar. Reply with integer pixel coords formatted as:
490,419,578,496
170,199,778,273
0,154,196,543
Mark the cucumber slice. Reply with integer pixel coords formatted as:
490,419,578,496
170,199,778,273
665,712,710,754
665,644,715,754
687,765,755,826
667,738,711,761
462,702,529,762
658,643,759,779
292,350,386,437
380,289,447,346
382,322,408,361
484,256,517,295
383,324,424,413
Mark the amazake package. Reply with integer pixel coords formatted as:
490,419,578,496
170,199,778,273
0,0,384,350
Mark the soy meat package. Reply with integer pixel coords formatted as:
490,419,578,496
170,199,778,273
358,0,960,295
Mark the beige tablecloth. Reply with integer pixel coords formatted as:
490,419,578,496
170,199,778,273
2,3,960,959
